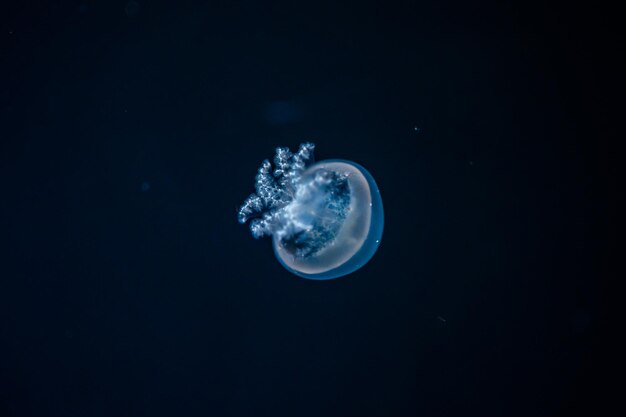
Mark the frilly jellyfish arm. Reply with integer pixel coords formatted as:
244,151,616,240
237,143,384,280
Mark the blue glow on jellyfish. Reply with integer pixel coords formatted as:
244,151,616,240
238,143,384,280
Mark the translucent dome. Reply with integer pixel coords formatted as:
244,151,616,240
238,143,384,280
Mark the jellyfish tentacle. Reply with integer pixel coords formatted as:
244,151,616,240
273,147,293,184
237,193,264,224
285,142,315,187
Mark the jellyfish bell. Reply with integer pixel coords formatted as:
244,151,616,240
238,143,384,280
273,160,383,280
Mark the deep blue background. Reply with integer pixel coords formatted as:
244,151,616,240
0,1,618,416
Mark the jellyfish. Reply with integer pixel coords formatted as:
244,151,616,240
237,143,384,280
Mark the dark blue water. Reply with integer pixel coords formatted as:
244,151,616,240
0,1,618,416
